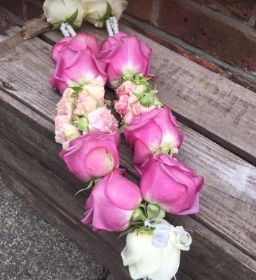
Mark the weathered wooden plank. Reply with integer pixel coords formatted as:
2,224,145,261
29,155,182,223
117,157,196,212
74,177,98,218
1,135,256,280
0,162,130,280
43,23,256,165
0,24,255,278
1,71,256,264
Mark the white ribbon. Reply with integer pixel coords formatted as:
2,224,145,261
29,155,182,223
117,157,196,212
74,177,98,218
144,218,192,249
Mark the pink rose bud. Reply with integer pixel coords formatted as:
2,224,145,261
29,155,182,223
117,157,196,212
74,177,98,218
100,32,154,88
124,106,185,166
59,131,120,181
50,48,107,94
81,168,142,232
139,154,204,215
51,33,101,64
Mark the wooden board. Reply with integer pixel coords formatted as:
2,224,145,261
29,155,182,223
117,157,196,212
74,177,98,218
0,25,256,279
1,128,256,280
43,24,256,166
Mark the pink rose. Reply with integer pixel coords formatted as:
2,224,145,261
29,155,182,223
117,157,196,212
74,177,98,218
51,33,101,63
81,168,142,232
100,32,154,88
59,131,120,181
138,154,204,215
124,106,185,166
50,48,107,94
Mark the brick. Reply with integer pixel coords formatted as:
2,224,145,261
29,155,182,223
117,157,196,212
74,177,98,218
0,14,15,34
0,0,24,19
229,74,256,93
25,1,43,20
157,0,256,71
193,0,255,20
124,22,224,74
125,0,154,21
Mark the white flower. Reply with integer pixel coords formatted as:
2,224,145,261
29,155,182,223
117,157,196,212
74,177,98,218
121,226,190,280
82,0,127,27
43,0,86,28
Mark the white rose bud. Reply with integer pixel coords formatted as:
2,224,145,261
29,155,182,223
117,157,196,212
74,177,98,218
43,0,86,28
121,226,191,280
82,0,127,27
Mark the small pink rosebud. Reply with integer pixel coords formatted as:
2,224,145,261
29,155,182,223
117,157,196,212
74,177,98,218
60,131,120,181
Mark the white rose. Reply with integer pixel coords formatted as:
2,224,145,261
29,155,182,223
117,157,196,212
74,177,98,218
43,0,86,28
121,227,190,280
82,0,127,27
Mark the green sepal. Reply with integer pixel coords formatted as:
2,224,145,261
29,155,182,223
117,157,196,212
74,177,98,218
66,9,78,24
94,1,113,27
136,226,154,234
140,94,155,107
73,178,100,197
105,1,113,19
118,225,137,239
74,117,88,131
146,204,166,220
52,23,61,30
70,86,83,93
119,122,127,133
131,207,147,222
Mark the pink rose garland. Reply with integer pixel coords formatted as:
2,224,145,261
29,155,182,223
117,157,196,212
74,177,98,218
46,10,205,279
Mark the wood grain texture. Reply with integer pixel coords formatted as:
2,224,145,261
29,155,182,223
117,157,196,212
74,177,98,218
0,162,130,280
0,23,256,279
1,78,256,273
1,135,255,280
43,23,256,165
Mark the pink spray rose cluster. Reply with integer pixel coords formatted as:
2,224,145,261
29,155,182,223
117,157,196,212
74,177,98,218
55,76,118,148
114,79,162,125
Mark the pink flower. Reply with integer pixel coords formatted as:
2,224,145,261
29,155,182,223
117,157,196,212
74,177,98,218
100,32,154,88
55,88,80,147
124,106,185,166
115,80,161,125
59,131,120,181
138,154,204,215
88,107,119,134
81,168,142,232
50,48,107,94
51,33,101,63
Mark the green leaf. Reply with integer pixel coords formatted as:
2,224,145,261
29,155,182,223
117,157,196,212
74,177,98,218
52,23,61,30
118,225,137,238
71,86,83,93
105,1,113,19
66,9,78,24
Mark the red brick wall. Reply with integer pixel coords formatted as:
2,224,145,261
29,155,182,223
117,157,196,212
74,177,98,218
0,0,44,21
125,0,256,91
1,0,256,91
